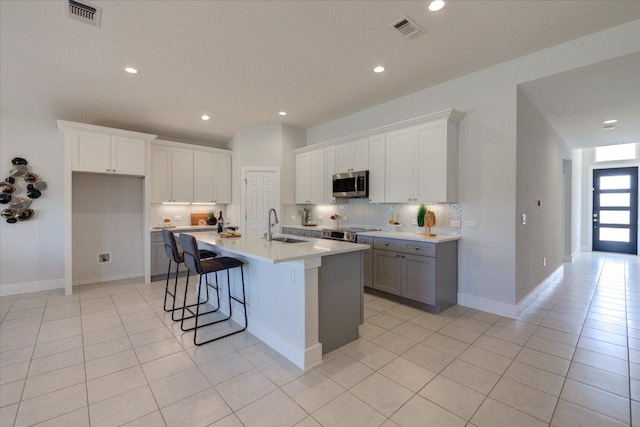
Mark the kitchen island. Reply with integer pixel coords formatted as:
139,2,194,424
188,230,369,369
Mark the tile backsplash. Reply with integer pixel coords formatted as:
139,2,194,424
150,204,228,228
283,199,461,236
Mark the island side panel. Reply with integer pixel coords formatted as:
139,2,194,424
317,251,363,354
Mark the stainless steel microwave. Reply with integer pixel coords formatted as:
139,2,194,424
332,170,369,198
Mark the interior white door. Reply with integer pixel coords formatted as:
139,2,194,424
245,170,279,232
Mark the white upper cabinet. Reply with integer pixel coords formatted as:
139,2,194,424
415,119,458,202
336,138,369,173
150,144,172,203
151,142,232,204
385,127,417,203
324,146,337,203
193,150,215,203
385,116,460,203
295,149,325,204
368,133,386,203
194,150,231,204
212,152,232,204
71,131,146,176
169,147,194,203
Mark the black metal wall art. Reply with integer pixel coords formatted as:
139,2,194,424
1,157,46,223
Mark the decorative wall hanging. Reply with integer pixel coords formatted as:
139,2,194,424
1,157,46,223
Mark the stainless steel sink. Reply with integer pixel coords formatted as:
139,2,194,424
271,237,307,243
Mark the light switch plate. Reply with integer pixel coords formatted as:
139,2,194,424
450,220,460,228
465,221,477,228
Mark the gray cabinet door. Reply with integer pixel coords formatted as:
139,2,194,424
402,253,436,305
363,249,373,288
373,249,402,295
151,239,170,277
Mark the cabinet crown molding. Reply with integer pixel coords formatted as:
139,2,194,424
295,108,465,154
57,120,157,141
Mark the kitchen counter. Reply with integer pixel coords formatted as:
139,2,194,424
150,225,218,232
281,225,460,244
358,231,460,243
189,230,369,263
190,229,368,370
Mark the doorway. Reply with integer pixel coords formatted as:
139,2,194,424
241,167,280,233
592,167,638,254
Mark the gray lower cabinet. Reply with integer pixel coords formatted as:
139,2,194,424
358,236,374,288
371,237,457,313
151,231,170,279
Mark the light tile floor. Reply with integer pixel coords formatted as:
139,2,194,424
1,252,639,426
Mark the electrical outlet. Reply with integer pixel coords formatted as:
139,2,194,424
450,220,460,228
465,221,477,228
411,219,417,225
290,214,296,220
521,214,527,225
318,215,323,220
343,216,348,221
174,215,182,221
543,257,547,266
97,252,111,264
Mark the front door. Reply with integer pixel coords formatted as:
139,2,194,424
592,167,638,254
244,169,279,232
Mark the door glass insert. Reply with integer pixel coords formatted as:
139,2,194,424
599,227,630,243
599,211,631,225
600,175,631,190
600,193,630,207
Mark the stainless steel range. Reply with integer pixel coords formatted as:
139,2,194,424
321,227,380,243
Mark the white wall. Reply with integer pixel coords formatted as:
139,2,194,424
72,174,143,284
306,21,640,316
226,123,305,226
515,89,565,302
571,149,583,258
0,111,65,295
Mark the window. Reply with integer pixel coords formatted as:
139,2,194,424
594,143,638,163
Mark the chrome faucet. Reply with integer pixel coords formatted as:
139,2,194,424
265,208,279,241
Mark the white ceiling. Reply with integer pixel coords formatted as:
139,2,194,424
1,1,639,146
520,52,640,149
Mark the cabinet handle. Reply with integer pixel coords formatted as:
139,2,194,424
402,255,405,258
415,247,420,250
384,243,389,246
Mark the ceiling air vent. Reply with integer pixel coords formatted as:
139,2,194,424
65,0,101,27
390,16,424,40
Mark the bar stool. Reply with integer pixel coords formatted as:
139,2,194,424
162,229,218,321
178,233,248,346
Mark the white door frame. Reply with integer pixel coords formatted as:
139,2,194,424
240,166,281,233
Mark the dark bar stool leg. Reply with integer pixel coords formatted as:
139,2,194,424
193,266,248,346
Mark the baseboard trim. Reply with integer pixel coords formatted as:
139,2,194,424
0,278,65,296
457,293,518,319
74,272,144,286
248,316,322,370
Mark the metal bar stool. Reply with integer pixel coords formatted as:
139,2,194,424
178,233,248,346
162,229,218,321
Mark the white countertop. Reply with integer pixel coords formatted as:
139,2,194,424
358,231,460,243
281,224,460,244
150,225,218,232
189,229,369,264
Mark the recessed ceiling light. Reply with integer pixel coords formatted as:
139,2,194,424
603,119,618,124
373,66,385,73
428,0,445,12
201,115,210,121
124,67,138,74
279,111,287,116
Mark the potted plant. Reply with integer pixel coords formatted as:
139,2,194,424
417,204,426,228
207,210,217,226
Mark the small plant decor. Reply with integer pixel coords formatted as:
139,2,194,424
417,204,427,227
